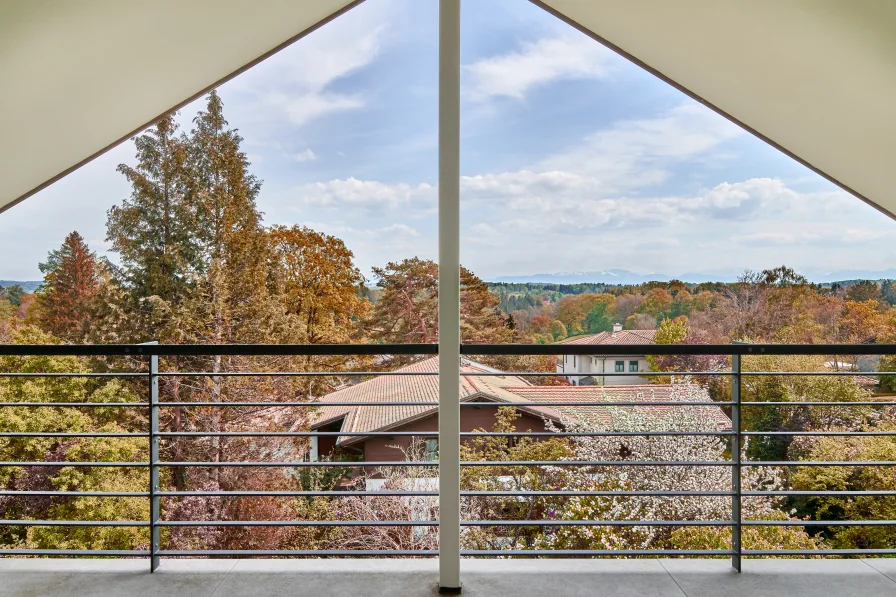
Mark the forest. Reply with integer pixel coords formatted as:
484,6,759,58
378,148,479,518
1,92,893,556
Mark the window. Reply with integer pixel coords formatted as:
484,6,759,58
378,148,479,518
629,361,639,372
573,355,577,367
615,361,624,372
425,439,439,462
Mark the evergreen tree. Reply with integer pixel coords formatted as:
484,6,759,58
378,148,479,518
107,114,194,306
0,285,25,307
176,90,267,346
33,231,103,343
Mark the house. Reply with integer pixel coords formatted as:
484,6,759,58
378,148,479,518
308,357,557,465
556,323,657,386
308,356,730,468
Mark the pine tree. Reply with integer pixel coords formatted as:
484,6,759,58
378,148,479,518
107,114,195,307
177,90,267,346
33,231,103,342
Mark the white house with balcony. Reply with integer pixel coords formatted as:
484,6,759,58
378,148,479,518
556,323,656,386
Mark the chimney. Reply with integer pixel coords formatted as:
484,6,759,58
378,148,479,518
612,322,623,337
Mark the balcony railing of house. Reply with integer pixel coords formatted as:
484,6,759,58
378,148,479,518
1,342,895,576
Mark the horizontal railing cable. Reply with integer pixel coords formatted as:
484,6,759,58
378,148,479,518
1,341,895,571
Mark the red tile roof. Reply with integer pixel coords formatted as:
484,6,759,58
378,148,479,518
557,329,657,346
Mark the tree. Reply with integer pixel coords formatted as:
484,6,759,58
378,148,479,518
740,354,872,461
837,299,893,343
880,280,896,306
638,288,673,319
266,225,373,398
537,383,821,553
0,325,148,551
549,320,567,341
846,280,881,303
107,114,194,307
654,316,688,345
32,232,104,343
267,225,370,344
0,285,25,307
625,313,657,330
759,265,809,287
366,258,511,345
584,300,615,334
791,424,896,549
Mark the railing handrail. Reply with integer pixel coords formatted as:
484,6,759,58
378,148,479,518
1,341,894,572
1,342,895,356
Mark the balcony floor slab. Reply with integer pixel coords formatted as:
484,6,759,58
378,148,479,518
1,558,895,597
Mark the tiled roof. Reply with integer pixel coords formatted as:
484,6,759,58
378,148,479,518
311,358,731,445
311,357,557,446
557,329,657,346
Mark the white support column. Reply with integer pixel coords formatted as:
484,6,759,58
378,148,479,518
437,0,461,592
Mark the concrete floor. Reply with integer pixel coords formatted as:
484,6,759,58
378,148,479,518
1,558,895,597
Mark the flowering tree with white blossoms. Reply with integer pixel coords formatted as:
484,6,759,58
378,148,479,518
529,381,822,553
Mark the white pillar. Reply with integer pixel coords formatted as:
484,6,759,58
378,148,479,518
437,0,461,592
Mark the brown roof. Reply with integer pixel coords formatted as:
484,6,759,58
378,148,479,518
311,358,730,445
310,357,559,446
557,329,657,346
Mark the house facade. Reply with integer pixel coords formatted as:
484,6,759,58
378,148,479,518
556,324,656,386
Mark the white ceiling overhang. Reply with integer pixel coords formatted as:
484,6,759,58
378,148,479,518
2,0,895,218
537,0,896,218
0,0,359,213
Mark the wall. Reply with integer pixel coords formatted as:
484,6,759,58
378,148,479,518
561,354,650,386
358,407,549,463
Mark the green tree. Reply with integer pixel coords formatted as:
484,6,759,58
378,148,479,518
741,354,872,461
584,299,615,334
107,114,194,307
880,280,896,306
0,324,148,551
0,285,25,307
549,319,567,341
791,427,896,549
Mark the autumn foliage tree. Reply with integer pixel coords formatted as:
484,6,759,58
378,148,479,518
366,258,511,345
267,225,370,345
33,231,104,343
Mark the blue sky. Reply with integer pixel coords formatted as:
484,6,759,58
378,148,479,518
2,0,895,281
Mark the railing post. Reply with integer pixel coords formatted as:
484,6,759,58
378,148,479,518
438,0,462,592
731,352,742,572
148,345,160,572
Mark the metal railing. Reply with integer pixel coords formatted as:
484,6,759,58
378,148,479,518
0,342,894,572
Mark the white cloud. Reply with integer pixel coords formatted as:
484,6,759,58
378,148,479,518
296,177,435,213
458,105,744,223
291,149,317,162
465,34,613,100
537,104,743,192
224,6,386,128
300,221,420,239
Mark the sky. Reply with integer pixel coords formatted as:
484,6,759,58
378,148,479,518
2,0,895,282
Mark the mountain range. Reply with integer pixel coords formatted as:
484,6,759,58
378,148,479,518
490,269,896,285
0,280,41,293
6,268,896,293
